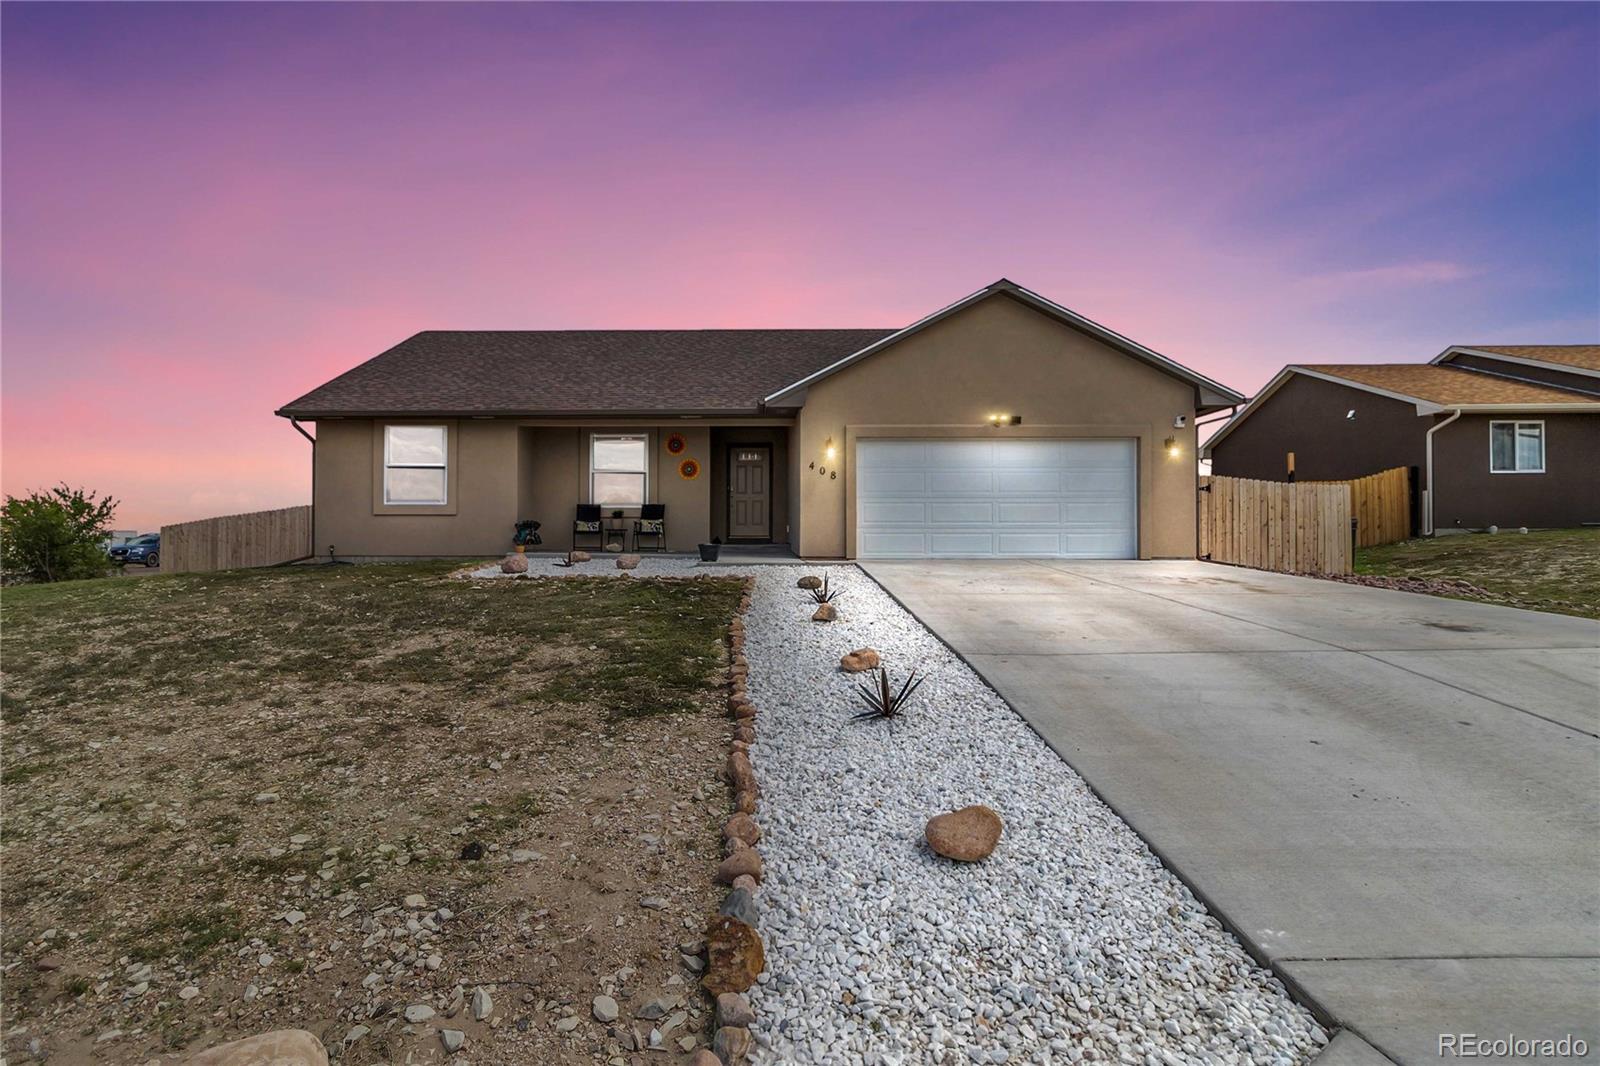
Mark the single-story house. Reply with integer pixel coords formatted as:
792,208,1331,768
1202,345,1600,532
275,279,1243,560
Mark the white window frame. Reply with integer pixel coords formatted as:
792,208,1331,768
383,425,449,505
1488,420,1545,474
590,433,649,507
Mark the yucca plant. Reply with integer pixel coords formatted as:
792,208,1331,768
806,576,843,604
852,666,925,723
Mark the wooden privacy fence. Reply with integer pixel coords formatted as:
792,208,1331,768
1309,466,1413,548
161,505,313,574
1198,476,1352,575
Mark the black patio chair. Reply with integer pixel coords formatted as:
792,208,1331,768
573,504,604,551
633,504,667,552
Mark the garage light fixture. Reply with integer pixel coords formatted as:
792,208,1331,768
1165,436,1181,458
988,413,1021,427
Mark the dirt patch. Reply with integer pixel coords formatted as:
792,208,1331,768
1,563,744,1064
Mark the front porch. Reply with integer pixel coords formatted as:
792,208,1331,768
515,422,794,554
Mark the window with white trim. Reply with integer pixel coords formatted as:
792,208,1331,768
384,425,448,504
1489,421,1544,474
591,434,647,507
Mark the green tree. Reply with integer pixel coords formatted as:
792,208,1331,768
1,485,120,582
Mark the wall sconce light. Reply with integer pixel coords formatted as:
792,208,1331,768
823,436,838,461
1164,436,1181,458
988,414,1021,427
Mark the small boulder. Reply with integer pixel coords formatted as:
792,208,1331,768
616,554,641,570
568,550,591,563
733,790,758,815
403,1004,435,1024
723,812,761,845
811,603,838,622
692,1051,722,1066
719,887,757,926
797,576,822,590
703,916,765,996
715,991,756,1029
925,804,1004,862
605,541,623,553
187,1030,329,1066
726,752,758,795
840,648,881,673
715,848,762,885
500,553,529,575
439,1030,465,1054
732,874,758,893
714,1025,755,1064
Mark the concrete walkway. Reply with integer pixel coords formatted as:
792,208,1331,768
861,560,1600,1066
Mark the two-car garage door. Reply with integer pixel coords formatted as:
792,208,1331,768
856,438,1137,558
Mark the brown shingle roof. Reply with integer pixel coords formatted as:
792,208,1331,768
1298,364,1600,406
1463,345,1600,372
276,330,896,418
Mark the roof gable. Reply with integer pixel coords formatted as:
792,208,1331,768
762,279,1244,411
1433,344,1600,378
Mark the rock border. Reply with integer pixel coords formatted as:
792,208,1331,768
702,576,763,1065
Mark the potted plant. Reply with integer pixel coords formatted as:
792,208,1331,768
698,538,721,562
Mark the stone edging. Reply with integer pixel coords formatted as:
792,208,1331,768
692,576,764,1066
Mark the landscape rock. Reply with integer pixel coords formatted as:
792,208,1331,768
925,804,1004,862
715,991,756,1029
714,1025,754,1064
592,994,619,1022
471,986,493,1021
726,752,758,794
617,554,641,570
839,647,881,673
554,1015,580,1032
691,1051,721,1066
723,812,761,845
811,603,838,622
719,887,757,926
499,553,529,574
403,893,427,910
733,789,758,815
605,542,623,553
439,1029,465,1054
187,1029,329,1066
569,550,591,563
731,874,758,893
635,992,680,1020
796,576,822,589
715,848,762,884
703,915,765,996
403,1004,435,1024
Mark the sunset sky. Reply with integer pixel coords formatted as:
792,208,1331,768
4,2,1596,530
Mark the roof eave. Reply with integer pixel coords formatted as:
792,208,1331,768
1432,345,1600,380
274,407,786,421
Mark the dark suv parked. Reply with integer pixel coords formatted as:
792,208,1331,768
109,534,160,568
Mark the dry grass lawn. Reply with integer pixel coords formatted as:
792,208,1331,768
1,562,745,1064
1356,528,1600,619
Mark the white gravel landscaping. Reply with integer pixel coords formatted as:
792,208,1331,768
466,556,1327,1065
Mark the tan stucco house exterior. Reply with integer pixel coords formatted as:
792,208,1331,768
276,280,1243,560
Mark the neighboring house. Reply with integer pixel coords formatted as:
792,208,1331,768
1203,345,1600,533
275,279,1243,560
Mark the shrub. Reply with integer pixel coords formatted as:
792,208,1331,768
1,485,119,582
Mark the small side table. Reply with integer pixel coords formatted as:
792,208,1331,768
603,517,631,551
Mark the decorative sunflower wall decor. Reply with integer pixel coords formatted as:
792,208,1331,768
665,433,687,455
678,458,700,480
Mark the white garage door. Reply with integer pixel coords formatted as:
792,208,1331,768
856,438,1137,558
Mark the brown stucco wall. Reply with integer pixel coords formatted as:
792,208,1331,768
709,426,791,543
1207,374,1429,483
1430,413,1600,530
314,418,521,558
792,293,1202,559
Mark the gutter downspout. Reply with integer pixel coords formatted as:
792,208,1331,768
1423,408,1461,536
291,419,316,559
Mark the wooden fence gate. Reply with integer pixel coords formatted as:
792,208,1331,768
1198,476,1353,575
161,505,313,574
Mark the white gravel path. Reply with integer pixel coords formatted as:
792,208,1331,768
465,556,1327,1065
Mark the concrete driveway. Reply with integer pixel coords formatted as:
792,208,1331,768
861,560,1600,1066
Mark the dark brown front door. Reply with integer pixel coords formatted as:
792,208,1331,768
729,446,770,540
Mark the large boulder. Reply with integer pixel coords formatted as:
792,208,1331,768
186,1030,328,1066
703,915,765,996
840,648,881,673
500,553,529,574
925,805,1004,862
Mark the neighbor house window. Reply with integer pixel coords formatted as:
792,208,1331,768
591,434,647,507
1489,421,1544,474
384,425,448,504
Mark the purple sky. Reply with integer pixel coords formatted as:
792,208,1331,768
4,2,1596,529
